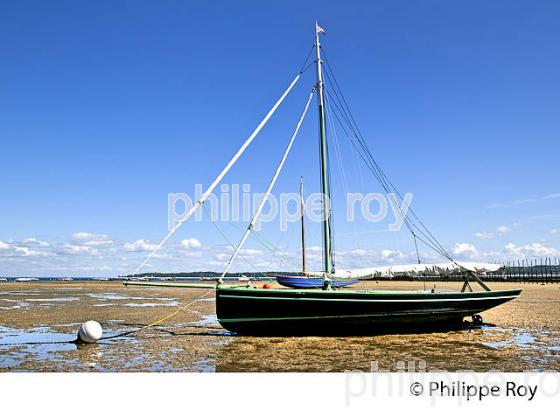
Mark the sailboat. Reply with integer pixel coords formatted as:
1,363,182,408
276,177,358,289
125,23,521,335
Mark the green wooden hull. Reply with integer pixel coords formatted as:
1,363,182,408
216,286,521,335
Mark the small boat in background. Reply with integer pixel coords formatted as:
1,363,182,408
276,275,358,289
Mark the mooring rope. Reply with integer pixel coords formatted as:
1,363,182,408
99,287,216,340
0,288,218,347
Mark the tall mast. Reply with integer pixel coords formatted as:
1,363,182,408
315,22,333,279
300,176,307,276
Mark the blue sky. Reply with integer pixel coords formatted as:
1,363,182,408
1,1,559,276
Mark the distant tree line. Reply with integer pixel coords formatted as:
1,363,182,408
128,271,295,278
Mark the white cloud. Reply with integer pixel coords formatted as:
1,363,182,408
550,229,558,235
73,232,102,241
181,251,203,258
496,225,512,234
72,232,112,246
86,239,113,247
475,225,514,240
453,243,478,257
215,252,230,261
505,242,557,257
21,238,49,247
14,246,49,257
350,248,368,256
59,244,98,255
123,239,158,252
333,248,418,269
0,241,10,250
380,249,406,263
475,231,494,240
380,249,405,260
181,238,202,249
240,249,263,256
72,232,114,247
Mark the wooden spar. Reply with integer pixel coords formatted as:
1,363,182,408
129,73,302,276
220,87,316,278
300,176,307,276
123,281,217,289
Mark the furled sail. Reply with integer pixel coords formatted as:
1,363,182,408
330,262,505,279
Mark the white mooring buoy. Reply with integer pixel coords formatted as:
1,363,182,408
77,320,103,343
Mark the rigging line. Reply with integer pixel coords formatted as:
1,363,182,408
221,86,317,278
324,57,451,272
413,234,453,262
325,92,393,197
346,136,419,238
322,57,454,261
324,94,345,271
323,108,336,272
327,97,397,202
276,218,298,272
270,207,300,273
325,92,389,188
359,150,451,258
322,52,363,138
253,214,292,275
413,233,421,264
327,107,391,218
323,50,378,156
252,231,301,269
327,159,336,271
324,93,367,269
129,73,302,276
412,233,427,291
325,89,454,261
328,100,450,261
325,80,367,211
209,203,301,269
324,55,418,206
201,203,261,273
359,145,452,258
300,61,317,76
324,93,349,197
317,95,336,274
224,217,301,269
100,288,216,341
299,43,316,73
324,93,351,272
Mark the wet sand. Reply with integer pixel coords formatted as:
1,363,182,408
1,281,559,372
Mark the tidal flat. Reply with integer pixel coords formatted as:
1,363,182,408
0,281,559,372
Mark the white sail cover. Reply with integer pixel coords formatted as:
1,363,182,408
318,262,504,279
